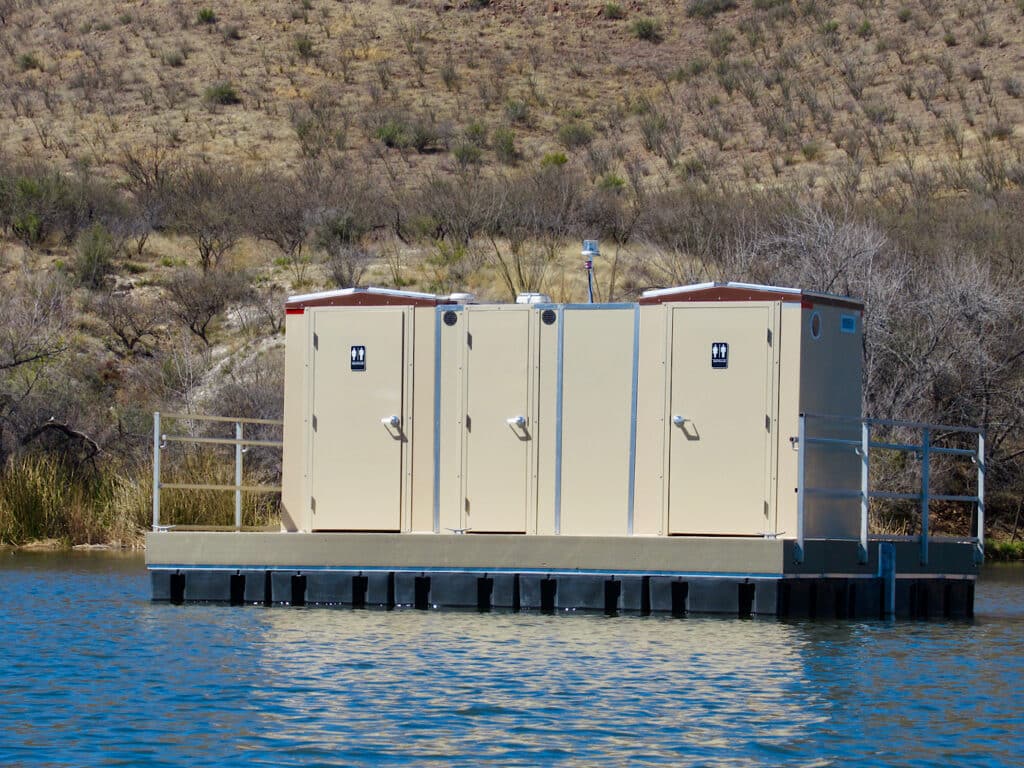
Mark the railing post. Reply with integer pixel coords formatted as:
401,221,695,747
152,411,161,531
920,427,930,566
795,413,806,563
976,432,986,563
859,420,870,564
235,421,243,531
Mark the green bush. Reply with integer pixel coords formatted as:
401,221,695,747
203,82,240,106
557,120,594,149
493,127,518,165
409,118,439,153
686,0,737,19
630,17,662,42
161,49,186,67
8,173,70,246
17,53,42,72
598,173,626,191
540,152,568,167
603,2,626,19
464,120,488,148
197,7,217,24
294,34,316,60
74,224,117,289
986,540,1024,561
375,119,410,149
505,99,530,124
452,142,483,168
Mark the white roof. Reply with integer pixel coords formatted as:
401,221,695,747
640,281,858,304
287,287,438,304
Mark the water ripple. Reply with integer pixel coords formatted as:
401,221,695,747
0,554,1021,767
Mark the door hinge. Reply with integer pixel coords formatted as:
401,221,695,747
313,333,319,350
311,496,317,512
312,414,318,431
765,415,771,432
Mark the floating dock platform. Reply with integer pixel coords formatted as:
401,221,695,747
146,533,979,619
147,282,985,619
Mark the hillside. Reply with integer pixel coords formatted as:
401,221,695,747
1,0,1023,184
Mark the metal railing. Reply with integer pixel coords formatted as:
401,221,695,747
795,413,985,565
152,412,284,532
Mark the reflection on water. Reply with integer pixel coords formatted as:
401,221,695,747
0,552,1021,767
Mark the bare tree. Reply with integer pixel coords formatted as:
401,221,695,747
170,163,248,273
485,165,581,298
91,291,164,357
118,143,178,257
164,268,250,346
251,168,320,286
0,271,71,462
580,166,646,301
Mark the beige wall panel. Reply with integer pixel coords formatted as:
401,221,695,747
309,309,406,531
633,306,669,536
535,309,559,535
280,312,308,531
438,308,465,533
559,309,635,536
409,308,435,532
668,304,774,535
800,305,863,539
774,303,803,539
463,307,533,533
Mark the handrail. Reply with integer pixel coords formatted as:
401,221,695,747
794,413,985,567
801,412,985,434
152,412,284,532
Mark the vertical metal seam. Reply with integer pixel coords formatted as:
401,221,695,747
432,307,442,534
627,305,640,535
554,305,565,535
152,411,161,530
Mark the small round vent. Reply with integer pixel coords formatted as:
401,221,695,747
542,309,557,325
443,310,459,327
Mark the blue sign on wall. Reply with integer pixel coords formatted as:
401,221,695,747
351,345,366,371
711,342,729,369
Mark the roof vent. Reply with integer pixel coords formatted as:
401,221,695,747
515,292,551,305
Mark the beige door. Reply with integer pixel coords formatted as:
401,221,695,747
310,309,406,531
464,308,532,533
559,308,635,536
668,305,772,535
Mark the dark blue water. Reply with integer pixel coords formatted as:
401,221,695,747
0,553,1021,767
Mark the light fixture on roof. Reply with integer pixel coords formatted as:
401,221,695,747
582,239,599,303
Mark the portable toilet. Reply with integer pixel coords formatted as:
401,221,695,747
279,283,864,543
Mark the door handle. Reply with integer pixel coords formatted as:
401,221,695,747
506,415,527,429
672,415,687,427
381,415,401,428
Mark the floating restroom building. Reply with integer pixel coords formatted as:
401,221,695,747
147,283,984,618
279,282,863,541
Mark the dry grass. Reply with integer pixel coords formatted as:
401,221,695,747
0,454,146,546
0,0,1020,188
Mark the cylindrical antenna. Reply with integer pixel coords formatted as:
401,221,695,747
582,239,599,303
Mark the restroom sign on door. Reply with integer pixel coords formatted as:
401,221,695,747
351,345,366,371
711,342,729,369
